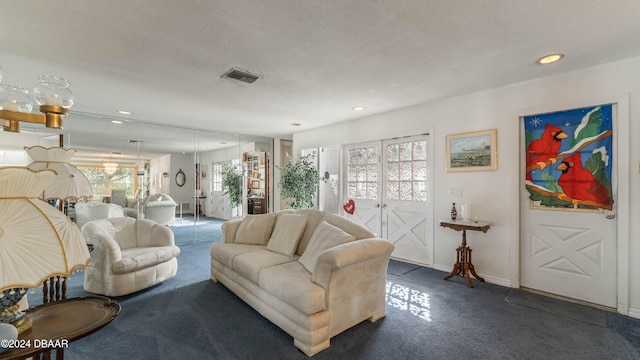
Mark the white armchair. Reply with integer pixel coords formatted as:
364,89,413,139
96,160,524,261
125,193,177,226
81,217,180,296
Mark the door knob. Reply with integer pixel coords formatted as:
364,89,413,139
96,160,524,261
605,212,615,219
375,203,380,208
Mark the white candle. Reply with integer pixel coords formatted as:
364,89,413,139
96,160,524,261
44,95,63,106
2,100,20,111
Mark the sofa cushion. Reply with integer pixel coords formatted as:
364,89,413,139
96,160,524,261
233,250,298,284
259,261,326,315
322,213,376,240
267,214,308,256
294,209,327,256
112,246,180,274
210,243,266,269
235,213,276,245
298,221,355,273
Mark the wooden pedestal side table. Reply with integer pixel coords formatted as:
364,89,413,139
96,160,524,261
0,296,121,360
440,219,491,288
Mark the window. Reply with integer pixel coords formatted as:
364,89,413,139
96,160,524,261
212,162,223,192
77,166,138,199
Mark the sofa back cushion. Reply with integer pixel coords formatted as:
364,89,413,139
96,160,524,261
298,221,355,273
267,214,309,256
322,213,376,240
235,213,276,245
294,209,327,256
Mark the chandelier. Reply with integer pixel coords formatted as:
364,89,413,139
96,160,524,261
103,161,118,175
0,65,73,133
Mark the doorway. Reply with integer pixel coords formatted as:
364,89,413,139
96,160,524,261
344,135,433,266
519,104,620,308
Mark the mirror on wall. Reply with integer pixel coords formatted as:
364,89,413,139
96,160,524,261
0,110,274,245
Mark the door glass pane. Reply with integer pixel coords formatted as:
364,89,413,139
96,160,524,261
366,147,378,164
367,182,378,199
399,182,412,201
400,143,412,161
367,164,378,182
413,161,427,181
413,141,427,160
347,145,379,200
400,162,412,181
356,165,367,181
413,181,427,202
387,144,399,162
348,183,357,198
386,139,429,202
348,165,357,181
387,182,399,200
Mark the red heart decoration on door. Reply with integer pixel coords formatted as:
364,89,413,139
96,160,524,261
343,199,355,215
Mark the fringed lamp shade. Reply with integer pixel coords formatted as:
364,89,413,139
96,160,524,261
24,146,93,201
0,167,90,310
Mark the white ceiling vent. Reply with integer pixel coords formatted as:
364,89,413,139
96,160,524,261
221,68,261,84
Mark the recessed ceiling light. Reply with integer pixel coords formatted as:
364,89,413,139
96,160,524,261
291,123,302,126
537,53,564,65
111,120,123,124
352,106,365,111
117,110,133,115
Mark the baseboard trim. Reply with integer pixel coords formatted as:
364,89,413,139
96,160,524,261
628,307,640,319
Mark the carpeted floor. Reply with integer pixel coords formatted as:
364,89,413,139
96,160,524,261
168,216,225,245
26,233,640,359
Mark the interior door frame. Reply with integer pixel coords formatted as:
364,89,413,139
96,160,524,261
510,94,630,315
342,134,435,266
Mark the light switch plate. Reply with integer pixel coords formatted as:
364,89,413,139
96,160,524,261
450,187,462,197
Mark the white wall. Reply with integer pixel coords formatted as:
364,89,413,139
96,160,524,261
293,56,640,316
169,153,196,207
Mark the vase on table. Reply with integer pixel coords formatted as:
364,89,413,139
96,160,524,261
451,203,457,220
460,203,472,221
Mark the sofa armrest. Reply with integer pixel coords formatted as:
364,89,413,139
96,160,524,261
149,224,176,247
312,238,394,287
221,219,243,243
87,233,123,274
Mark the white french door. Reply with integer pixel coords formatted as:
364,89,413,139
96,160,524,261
344,135,433,266
520,104,618,308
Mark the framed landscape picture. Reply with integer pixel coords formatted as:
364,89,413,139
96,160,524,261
446,129,497,172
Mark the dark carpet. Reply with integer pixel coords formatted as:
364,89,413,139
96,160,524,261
505,288,607,327
27,235,640,359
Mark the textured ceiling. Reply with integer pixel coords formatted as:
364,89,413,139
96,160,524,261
1,0,640,150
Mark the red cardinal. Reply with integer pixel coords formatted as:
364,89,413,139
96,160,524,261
556,153,610,205
526,123,568,180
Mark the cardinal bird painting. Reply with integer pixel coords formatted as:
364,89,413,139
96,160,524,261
556,153,611,207
523,104,613,211
526,123,568,180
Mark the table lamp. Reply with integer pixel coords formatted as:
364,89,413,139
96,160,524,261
0,167,90,333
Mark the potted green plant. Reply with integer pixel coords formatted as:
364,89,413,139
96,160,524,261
277,153,321,209
221,163,243,211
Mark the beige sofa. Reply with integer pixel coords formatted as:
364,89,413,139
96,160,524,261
210,209,394,356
